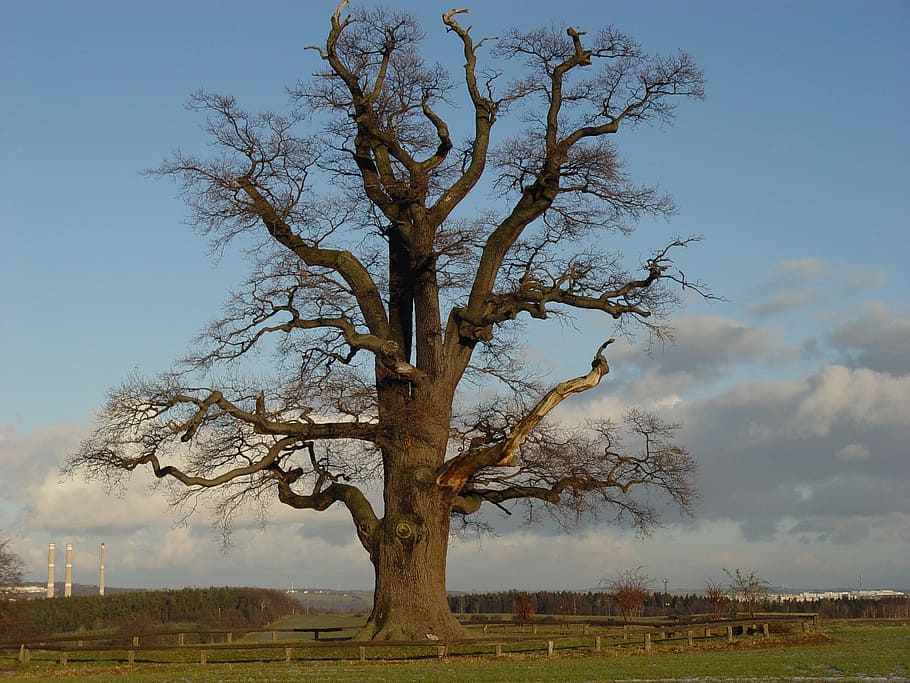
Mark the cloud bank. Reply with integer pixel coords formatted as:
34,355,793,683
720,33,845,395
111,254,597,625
2,261,907,592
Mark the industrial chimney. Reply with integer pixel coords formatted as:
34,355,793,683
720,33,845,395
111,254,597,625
99,543,105,597
46,543,55,598
64,543,73,597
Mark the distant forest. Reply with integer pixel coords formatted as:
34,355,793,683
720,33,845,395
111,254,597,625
4,587,907,641
0,587,298,640
448,590,910,620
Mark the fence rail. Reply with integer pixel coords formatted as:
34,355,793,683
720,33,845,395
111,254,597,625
2,614,817,667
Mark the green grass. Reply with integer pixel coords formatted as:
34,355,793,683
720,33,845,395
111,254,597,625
241,613,365,642
1,622,906,681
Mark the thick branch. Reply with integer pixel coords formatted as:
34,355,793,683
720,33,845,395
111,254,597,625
454,29,603,342
278,480,379,552
436,339,614,490
454,29,703,352
168,389,379,442
115,431,379,555
465,238,705,339
315,3,426,215
449,409,698,531
116,436,287,488
431,9,498,225
235,177,392,342
215,310,424,381
416,89,453,175
270,443,379,552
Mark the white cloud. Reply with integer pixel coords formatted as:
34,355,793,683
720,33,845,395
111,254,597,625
618,315,800,376
558,392,634,425
845,267,886,289
745,259,888,318
873,513,910,545
835,443,871,462
448,529,640,590
0,422,84,501
22,470,178,533
778,258,826,281
795,365,910,436
828,303,910,374
750,290,824,316
123,526,206,572
3,329,909,592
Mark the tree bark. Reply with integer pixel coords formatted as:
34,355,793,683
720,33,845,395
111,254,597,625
358,494,464,640
357,386,466,641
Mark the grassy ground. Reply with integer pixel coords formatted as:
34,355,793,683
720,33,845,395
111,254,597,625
241,613,365,641
1,621,906,681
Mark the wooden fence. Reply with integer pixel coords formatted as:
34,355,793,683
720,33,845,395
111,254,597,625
2,614,817,667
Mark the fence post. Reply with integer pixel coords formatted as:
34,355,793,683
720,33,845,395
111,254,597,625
495,643,502,657
200,651,207,665
763,623,769,639
437,644,447,658
644,633,651,653
594,635,602,652
59,652,68,665
547,640,555,657
533,624,538,635
704,627,711,637
128,650,135,665
19,645,30,663
726,626,734,644
687,630,693,646
132,635,140,647
483,624,488,634
226,632,233,644
285,647,292,663
178,633,185,646
271,630,277,641
359,646,366,662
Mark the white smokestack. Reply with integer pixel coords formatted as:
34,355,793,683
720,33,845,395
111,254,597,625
47,543,55,598
99,543,105,597
64,543,73,597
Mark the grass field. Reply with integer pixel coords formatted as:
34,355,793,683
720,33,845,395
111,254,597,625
1,621,906,681
242,612,365,641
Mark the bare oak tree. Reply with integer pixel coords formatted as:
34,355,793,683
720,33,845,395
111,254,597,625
68,1,704,640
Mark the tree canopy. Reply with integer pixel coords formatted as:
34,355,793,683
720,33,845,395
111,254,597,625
68,1,705,640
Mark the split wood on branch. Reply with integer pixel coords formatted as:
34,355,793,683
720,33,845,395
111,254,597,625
437,339,614,492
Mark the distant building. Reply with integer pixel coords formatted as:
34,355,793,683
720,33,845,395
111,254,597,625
1,585,47,599
771,589,906,602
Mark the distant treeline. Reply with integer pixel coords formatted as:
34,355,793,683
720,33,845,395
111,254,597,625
448,590,910,620
0,587,298,639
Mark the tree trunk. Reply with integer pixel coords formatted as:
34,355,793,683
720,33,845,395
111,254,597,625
356,448,465,641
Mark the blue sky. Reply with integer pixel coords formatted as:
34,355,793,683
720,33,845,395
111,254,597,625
2,1,908,592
